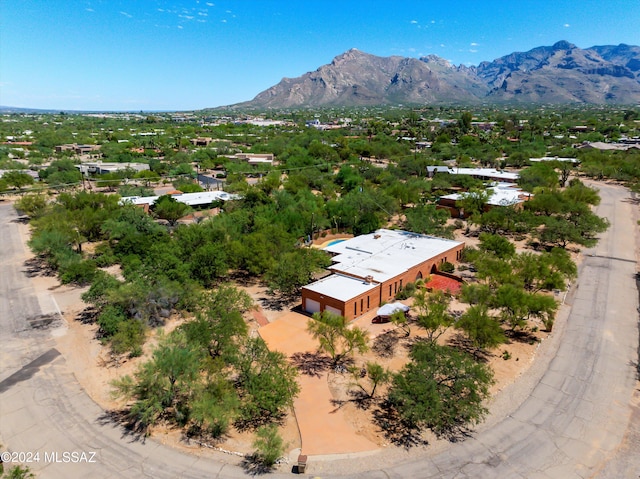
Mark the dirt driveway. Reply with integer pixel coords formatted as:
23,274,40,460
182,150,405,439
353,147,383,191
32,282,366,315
259,311,379,456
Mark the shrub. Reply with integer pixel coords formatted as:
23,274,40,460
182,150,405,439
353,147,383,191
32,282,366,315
97,305,127,338
395,282,417,300
252,425,285,468
440,261,455,273
110,319,146,355
59,258,98,285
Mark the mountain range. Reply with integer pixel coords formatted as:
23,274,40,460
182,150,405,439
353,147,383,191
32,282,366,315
233,41,640,108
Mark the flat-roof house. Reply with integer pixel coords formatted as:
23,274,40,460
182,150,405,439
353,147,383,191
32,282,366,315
302,229,464,321
76,161,150,175
427,166,519,183
438,183,531,218
119,190,240,208
55,144,101,155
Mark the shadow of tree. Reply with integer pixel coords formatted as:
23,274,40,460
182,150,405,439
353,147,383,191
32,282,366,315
258,294,296,312
371,400,427,449
234,413,285,433
22,256,56,278
289,351,333,377
446,332,491,363
347,389,376,410
505,328,540,345
96,409,148,444
11,216,30,224
372,330,400,358
240,454,274,476
76,306,99,325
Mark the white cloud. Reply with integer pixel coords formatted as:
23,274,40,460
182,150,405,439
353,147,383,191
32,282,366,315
470,42,478,46
179,14,194,20
198,12,208,16
440,43,445,47
221,19,227,23
157,8,164,12
85,8,94,12
120,11,132,18
225,10,232,13
564,23,570,27
206,2,214,6
410,20,418,24
177,25,183,29
469,49,478,53
431,20,436,24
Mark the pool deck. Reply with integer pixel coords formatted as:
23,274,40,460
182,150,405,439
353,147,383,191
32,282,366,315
311,233,353,249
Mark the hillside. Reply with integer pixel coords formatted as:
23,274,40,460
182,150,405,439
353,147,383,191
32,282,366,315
231,41,640,108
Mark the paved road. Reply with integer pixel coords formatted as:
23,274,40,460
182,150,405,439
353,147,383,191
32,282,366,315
0,181,638,478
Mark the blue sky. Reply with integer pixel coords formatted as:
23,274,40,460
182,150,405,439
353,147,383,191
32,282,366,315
2,0,639,111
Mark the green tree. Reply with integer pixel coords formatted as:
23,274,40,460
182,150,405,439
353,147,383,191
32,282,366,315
351,361,391,399
188,378,239,439
478,233,516,259
413,289,454,343
456,188,490,220
181,285,252,361
14,194,48,218
307,311,369,365
112,331,203,432
251,424,286,469
388,342,494,435
2,171,34,190
266,248,330,296
152,195,192,226
403,204,453,238
234,337,299,424
457,305,506,354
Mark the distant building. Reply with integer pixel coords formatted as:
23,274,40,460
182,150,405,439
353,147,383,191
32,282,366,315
301,229,464,321
529,156,579,163
225,153,275,166
578,141,640,152
119,190,240,208
76,161,150,175
427,166,519,183
437,183,531,218
55,144,101,155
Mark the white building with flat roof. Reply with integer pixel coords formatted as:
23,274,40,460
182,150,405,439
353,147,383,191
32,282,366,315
302,229,464,321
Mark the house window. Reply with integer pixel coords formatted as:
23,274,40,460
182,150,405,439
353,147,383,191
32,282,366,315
400,279,403,290
389,284,392,296
354,303,357,315
360,299,364,311
367,296,370,309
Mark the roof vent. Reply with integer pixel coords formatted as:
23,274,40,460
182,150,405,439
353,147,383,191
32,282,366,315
374,234,381,239
365,275,374,284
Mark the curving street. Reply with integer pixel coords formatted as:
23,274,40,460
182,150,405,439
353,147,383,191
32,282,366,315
0,181,638,478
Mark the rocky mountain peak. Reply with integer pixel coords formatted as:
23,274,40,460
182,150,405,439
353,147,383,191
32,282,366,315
230,42,640,109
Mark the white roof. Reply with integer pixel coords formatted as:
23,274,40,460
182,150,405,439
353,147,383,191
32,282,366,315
323,229,463,283
529,157,579,163
120,190,240,207
428,166,519,181
302,273,379,302
451,167,519,181
377,302,410,317
440,183,530,207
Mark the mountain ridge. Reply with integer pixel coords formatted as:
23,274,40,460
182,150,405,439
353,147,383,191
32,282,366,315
231,41,640,108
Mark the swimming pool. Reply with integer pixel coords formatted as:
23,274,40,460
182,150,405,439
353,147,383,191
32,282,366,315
327,239,346,246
